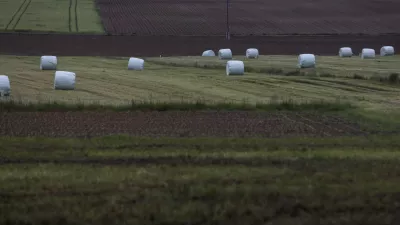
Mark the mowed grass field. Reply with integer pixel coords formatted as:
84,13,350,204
1,55,400,111
0,0,103,32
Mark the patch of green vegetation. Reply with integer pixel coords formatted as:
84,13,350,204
1,135,400,225
0,98,353,112
0,0,103,33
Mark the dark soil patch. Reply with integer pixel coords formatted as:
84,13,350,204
0,111,369,138
0,33,399,57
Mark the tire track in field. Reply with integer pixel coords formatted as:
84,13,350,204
74,0,79,32
68,0,79,32
5,0,31,30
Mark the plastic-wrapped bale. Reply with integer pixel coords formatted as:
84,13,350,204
54,71,76,90
298,54,316,68
128,57,145,70
226,60,244,76
380,46,395,56
0,75,11,96
246,48,259,59
218,49,232,60
361,48,375,59
40,56,57,70
202,50,216,57
339,47,353,57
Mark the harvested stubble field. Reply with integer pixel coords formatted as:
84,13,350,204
95,0,400,35
0,0,103,33
2,55,400,110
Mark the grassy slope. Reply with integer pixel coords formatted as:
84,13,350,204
0,0,103,33
1,136,400,225
1,55,400,112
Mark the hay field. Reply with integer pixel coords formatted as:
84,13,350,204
1,55,400,111
0,0,103,33
148,55,400,79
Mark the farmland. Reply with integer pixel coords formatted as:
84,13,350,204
2,135,400,225
2,55,400,109
1,0,400,223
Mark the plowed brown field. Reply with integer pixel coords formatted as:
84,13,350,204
0,33,399,56
0,111,368,138
95,0,400,35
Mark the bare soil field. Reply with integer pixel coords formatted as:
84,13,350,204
0,33,399,56
0,111,368,138
95,0,400,35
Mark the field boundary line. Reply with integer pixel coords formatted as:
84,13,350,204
11,0,32,30
5,0,28,30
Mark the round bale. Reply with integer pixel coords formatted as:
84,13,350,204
246,48,259,59
54,71,76,90
128,57,145,70
380,46,395,56
218,49,233,60
339,47,353,57
226,60,245,76
298,54,316,68
361,48,375,59
40,56,57,70
0,75,11,96
202,50,216,57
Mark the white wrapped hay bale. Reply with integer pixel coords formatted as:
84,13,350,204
0,75,11,96
361,48,375,59
298,54,316,68
246,48,259,59
128,57,145,70
54,71,76,90
380,46,395,56
226,60,244,76
202,50,216,57
218,49,232,60
40,56,57,70
339,47,353,57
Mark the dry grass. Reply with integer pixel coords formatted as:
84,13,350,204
147,55,400,79
0,55,400,112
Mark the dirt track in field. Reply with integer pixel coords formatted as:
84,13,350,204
0,111,368,138
0,33,399,57
95,0,400,36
